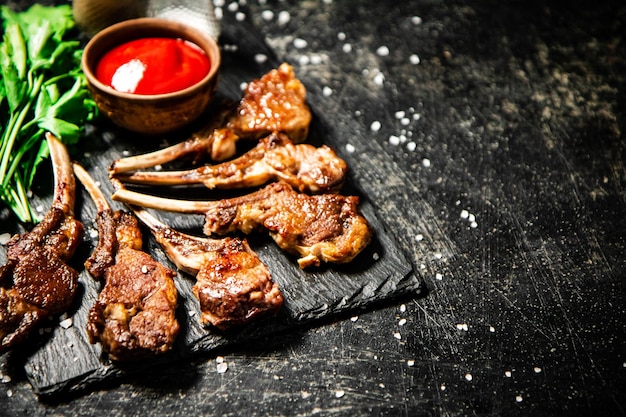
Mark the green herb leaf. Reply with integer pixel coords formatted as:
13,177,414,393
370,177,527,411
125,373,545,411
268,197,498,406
0,4,97,223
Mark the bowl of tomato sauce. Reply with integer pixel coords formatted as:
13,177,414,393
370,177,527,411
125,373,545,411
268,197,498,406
82,18,221,135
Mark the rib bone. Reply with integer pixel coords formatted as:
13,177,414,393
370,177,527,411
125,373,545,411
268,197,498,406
0,133,83,352
73,163,179,361
109,63,311,174
114,132,347,194
112,182,372,269
129,207,283,330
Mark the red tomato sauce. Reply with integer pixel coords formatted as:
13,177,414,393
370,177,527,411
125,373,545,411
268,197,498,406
95,37,211,95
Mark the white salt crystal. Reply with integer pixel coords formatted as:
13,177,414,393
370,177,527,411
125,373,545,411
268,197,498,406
293,38,308,49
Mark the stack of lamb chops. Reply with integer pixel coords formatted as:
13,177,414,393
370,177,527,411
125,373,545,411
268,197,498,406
110,63,373,269
0,63,372,360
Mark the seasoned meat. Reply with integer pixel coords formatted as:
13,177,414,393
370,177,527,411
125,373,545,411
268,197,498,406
226,63,311,143
109,63,311,174
111,182,372,269
0,133,83,352
129,207,283,330
74,164,179,361
202,182,372,268
114,132,347,194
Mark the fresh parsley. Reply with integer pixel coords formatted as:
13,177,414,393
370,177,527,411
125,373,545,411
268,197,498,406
0,4,97,223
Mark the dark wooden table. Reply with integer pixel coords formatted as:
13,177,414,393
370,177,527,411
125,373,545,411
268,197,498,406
1,0,625,415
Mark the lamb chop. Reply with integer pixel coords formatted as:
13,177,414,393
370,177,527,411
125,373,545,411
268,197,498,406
113,132,347,194
112,182,372,269
110,63,312,174
73,163,179,361
125,205,283,330
0,133,83,353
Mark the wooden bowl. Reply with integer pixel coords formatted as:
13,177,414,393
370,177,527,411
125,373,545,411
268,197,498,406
82,18,221,135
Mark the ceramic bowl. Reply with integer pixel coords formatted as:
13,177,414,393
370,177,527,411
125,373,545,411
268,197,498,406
82,17,221,135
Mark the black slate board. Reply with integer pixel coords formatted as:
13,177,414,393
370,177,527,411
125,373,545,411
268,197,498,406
0,13,420,397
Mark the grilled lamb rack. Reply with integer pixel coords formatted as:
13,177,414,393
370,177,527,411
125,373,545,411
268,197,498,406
110,63,311,174
112,182,372,269
0,133,83,353
73,163,180,361
127,206,283,330
113,132,347,194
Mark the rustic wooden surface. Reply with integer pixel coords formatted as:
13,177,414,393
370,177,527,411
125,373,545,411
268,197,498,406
1,0,626,415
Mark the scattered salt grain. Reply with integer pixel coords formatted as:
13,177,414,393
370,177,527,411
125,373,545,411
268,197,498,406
0,233,12,245
422,158,431,167
534,367,542,373
434,253,443,260
141,265,149,274
214,6,223,20
440,383,446,391
410,54,421,65
277,10,290,25
372,252,380,261
373,72,385,86
411,16,423,25
335,390,345,398
489,326,495,333
415,234,424,242
1,373,11,383
398,318,407,326
122,150,130,156
293,38,308,49
406,141,417,152
401,117,410,126
261,10,274,21
322,86,333,97
515,395,523,403
504,370,512,377
59,317,73,329
216,362,228,373
400,304,406,313
456,323,469,331
301,391,312,399
298,55,310,66
36,205,44,213
345,143,355,153
435,273,443,281
337,32,346,41
407,360,415,367
342,43,352,53
465,373,473,381
460,209,469,219
389,135,400,146
6,389,12,398
227,2,238,12
254,54,268,64
370,120,382,132
235,12,245,21
393,332,402,340
395,111,406,119
376,45,390,57
350,316,358,322
310,54,323,65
